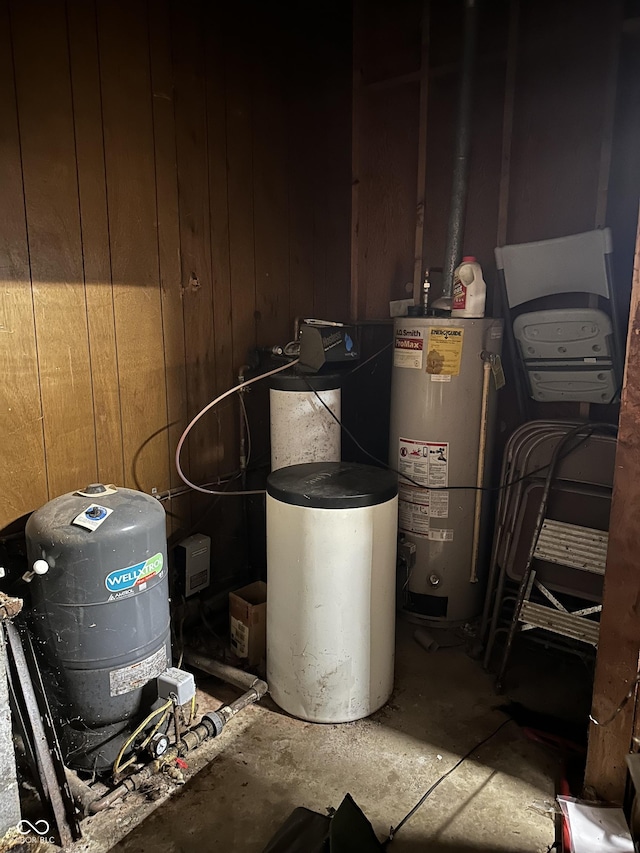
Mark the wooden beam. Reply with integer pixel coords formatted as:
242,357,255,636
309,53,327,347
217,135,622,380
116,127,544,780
584,205,640,803
412,0,430,308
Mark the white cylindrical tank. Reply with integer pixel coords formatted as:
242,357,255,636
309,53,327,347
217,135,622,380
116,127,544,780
266,462,398,723
269,373,341,470
390,317,503,625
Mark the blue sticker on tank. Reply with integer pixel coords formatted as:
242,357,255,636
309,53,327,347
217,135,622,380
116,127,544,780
104,553,164,596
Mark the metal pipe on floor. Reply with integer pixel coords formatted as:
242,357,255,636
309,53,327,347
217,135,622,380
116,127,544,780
184,649,268,698
64,767,101,816
442,0,479,301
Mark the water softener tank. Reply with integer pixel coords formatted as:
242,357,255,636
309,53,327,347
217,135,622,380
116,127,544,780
266,462,398,722
269,372,341,470
25,484,171,772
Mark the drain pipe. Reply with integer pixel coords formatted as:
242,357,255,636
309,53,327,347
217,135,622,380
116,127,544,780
184,650,267,695
441,0,479,304
89,657,267,813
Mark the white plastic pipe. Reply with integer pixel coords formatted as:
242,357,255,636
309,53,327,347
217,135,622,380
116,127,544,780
175,359,299,496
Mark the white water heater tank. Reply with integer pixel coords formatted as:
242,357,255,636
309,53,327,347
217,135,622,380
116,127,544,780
389,317,503,625
266,462,398,722
269,372,341,470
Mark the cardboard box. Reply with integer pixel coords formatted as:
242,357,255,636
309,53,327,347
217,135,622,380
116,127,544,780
229,581,267,666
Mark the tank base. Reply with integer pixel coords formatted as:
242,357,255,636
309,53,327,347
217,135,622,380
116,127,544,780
269,692,392,725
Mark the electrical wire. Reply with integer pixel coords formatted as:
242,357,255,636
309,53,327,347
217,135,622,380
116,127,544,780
238,391,252,468
113,699,173,776
345,340,392,376
384,717,512,845
175,358,298,496
188,694,197,725
305,380,616,494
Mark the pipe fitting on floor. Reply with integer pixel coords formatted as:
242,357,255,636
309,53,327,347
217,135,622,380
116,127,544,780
202,710,225,737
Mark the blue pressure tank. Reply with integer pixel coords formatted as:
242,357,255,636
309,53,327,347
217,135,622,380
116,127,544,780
25,484,171,772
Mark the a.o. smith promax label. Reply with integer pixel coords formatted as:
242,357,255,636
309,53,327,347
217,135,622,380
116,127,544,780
394,327,424,369
104,553,164,603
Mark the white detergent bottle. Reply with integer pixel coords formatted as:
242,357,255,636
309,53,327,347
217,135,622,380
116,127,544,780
451,255,486,318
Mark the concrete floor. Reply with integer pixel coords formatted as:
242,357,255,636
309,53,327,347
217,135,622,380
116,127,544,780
71,624,560,853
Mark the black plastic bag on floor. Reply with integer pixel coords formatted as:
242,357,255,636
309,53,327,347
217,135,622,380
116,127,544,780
262,793,385,853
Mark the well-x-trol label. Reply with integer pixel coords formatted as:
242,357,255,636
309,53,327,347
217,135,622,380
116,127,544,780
104,553,164,602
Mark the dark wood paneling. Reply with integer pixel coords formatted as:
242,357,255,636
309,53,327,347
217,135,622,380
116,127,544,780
315,46,353,323
358,83,420,318
0,0,48,521
149,0,189,536
224,9,258,368
172,0,217,494
288,76,317,324
253,7,290,347
67,0,125,487
507,0,618,244
205,12,236,473
0,0,352,560
11,0,98,497
359,0,422,86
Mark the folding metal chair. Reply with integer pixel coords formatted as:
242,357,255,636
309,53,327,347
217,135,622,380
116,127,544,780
490,424,616,689
481,421,616,680
495,229,622,405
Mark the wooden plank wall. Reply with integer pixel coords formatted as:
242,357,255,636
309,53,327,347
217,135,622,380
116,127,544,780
352,0,627,321
0,0,351,579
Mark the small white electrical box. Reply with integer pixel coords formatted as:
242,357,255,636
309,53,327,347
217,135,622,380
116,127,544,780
157,667,196,705
175,533,211,597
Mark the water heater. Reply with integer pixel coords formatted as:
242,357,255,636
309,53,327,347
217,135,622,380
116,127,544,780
25,484,171,771
389,317,503,625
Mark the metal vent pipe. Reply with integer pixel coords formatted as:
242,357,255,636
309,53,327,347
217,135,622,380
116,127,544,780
442,0,479,300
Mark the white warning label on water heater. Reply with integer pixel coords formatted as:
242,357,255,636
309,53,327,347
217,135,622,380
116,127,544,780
428,490,449,518
393,327,424,369
398,438,448,488
398,439,450,535
428,528,454,542
398,485,430,537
